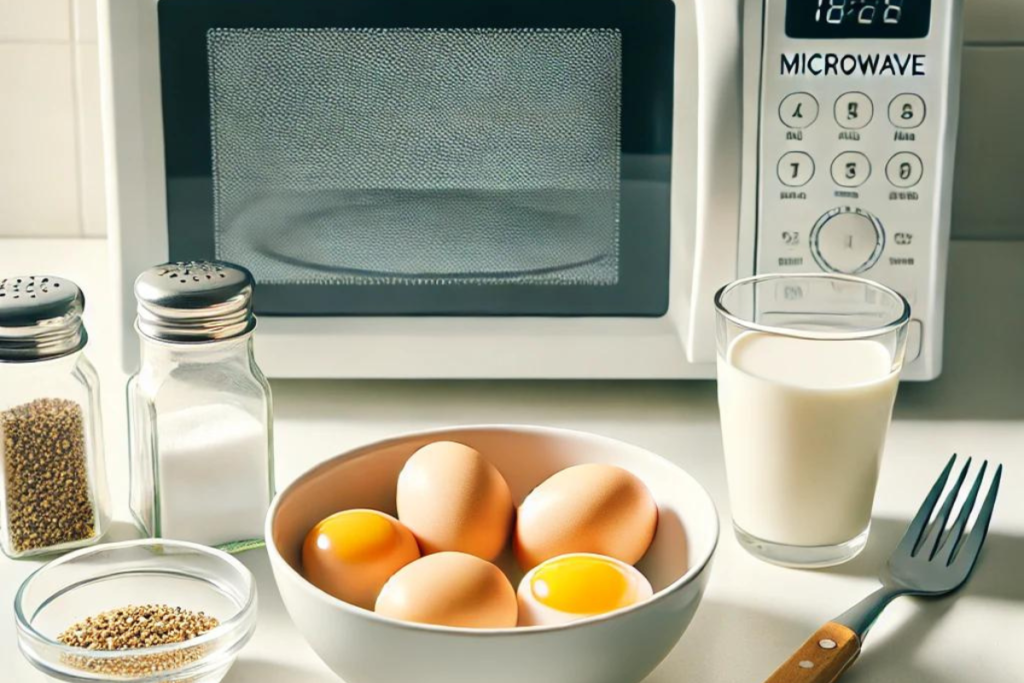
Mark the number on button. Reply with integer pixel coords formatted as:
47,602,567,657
888,94,926,129
831,152,871,188
778,152,815,187
886,152,923,187
780,93,819,129
835,92,874,130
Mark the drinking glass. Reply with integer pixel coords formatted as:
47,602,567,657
714,274,910,567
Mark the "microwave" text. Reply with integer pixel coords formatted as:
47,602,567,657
781,52,926,77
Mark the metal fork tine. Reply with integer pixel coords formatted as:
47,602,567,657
939,460,988,564
951,464,1003,568
926,457,972,559
895,454,956,557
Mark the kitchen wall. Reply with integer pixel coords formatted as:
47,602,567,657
0,0,1021,239
0,0,103,237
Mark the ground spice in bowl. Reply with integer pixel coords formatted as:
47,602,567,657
1,397,96,553
57,604,221,677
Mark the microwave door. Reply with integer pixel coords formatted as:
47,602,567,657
105,0,746,378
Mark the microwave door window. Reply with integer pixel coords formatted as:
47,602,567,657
158,0,674,316
207,28,621,287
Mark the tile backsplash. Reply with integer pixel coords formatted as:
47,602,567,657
0,0,104,237
0,0,1022,239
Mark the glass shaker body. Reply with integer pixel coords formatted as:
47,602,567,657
0,276,111,559
129,331,274,550
128,260,274,552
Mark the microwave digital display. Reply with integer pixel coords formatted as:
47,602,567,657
158,0,675,317
785,0,932,39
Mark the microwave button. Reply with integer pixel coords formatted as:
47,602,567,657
885,152,924,188
834,92,874,130
830,151,871,188
888,94,926,129
810,208,884,274
779,92,819,129
777,151,815,187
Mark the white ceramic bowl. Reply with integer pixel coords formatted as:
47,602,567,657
267,425,719,683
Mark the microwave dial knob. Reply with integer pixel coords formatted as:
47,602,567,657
809,207,884,275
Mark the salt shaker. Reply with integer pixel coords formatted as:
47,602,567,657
128,261,274,551
0,276,111,558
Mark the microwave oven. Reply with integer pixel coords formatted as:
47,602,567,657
101,0,962,380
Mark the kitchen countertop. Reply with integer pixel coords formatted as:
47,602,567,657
1,238,1022,683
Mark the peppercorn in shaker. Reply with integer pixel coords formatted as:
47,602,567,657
0,276,111,559
128,261,274,552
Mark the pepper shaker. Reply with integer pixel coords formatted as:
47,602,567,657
0,276,111,558
128,261,274,551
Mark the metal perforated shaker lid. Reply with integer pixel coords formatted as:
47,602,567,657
134,261,256,343
0,276,88,361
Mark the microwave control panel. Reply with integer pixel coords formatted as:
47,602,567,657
754,0,963,379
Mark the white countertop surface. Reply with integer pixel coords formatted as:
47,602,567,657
1,238,1022,683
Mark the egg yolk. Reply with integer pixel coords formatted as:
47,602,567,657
312,510,402,562
530,556,638,615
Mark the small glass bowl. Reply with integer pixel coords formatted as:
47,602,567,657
15,539,257,683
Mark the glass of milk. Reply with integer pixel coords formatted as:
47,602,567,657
715,274,910,568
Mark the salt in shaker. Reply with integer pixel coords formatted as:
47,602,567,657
128,261,274,551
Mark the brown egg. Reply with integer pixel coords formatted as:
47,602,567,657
374,552,518,628
514,464,658,571
303,509,421,610
396,441,514,561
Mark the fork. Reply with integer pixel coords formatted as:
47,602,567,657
763,454,1003,683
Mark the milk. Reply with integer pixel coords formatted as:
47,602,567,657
717,332,899,547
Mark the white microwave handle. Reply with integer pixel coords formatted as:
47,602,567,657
672,0,744,364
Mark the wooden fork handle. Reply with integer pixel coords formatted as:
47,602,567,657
762,622,861,683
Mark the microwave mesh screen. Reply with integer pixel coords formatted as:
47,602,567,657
207,28,622,286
